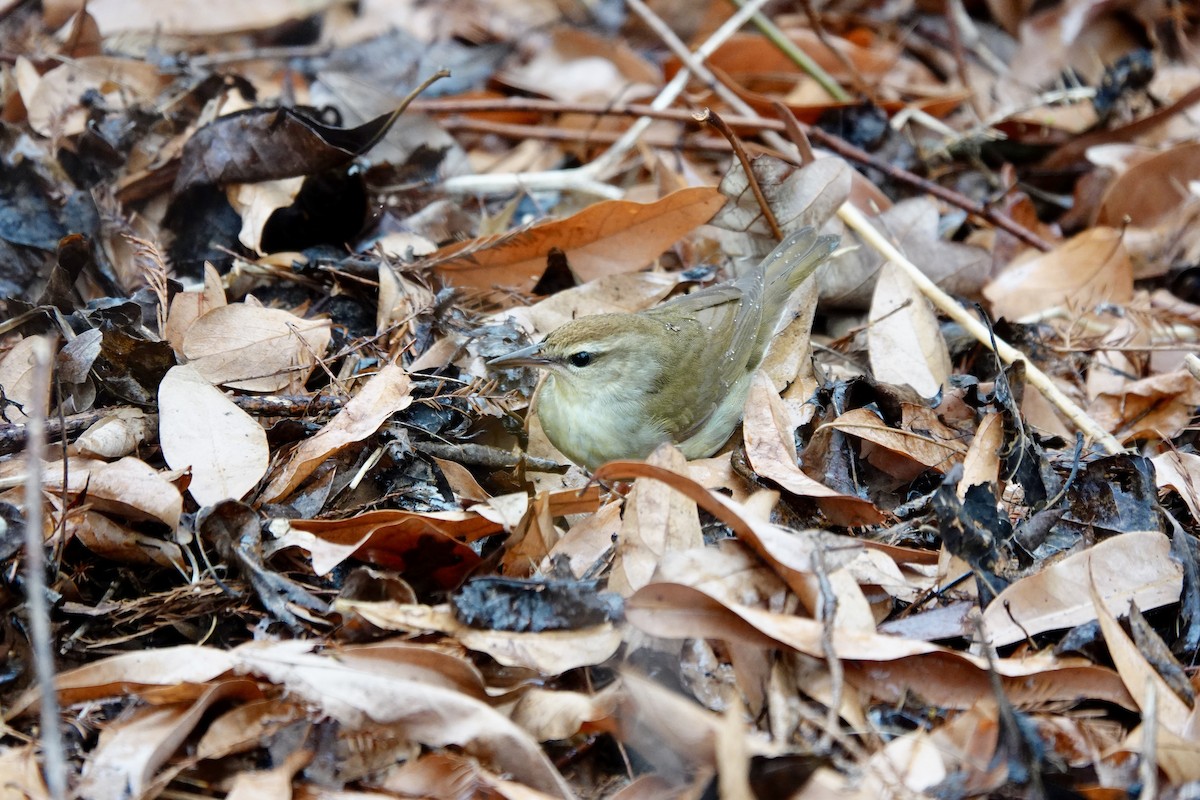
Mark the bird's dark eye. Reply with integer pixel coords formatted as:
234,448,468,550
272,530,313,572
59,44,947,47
568,351,593,368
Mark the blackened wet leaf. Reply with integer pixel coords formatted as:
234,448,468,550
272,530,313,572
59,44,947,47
37,234,91,311
1168,515,1200,657
932,467,1010,606
198,500,327,631
0,162,68,250
451,576,624,632
92,323,176,406
1064,455,1162,538
1128,602,1193,704
174,107,403,194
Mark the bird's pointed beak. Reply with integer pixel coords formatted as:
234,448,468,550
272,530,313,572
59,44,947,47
487,341,552,369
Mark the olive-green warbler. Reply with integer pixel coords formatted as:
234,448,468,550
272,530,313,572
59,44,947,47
489,227,839,470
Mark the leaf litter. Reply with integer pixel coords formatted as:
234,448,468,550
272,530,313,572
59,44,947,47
0,1,1199,798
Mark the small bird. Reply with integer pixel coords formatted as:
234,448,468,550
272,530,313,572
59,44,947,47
488,227,839,471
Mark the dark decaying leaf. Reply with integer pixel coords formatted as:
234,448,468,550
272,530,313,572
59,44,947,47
1064,455,1163,538
174,106,403,194
932,468,1011,606
197,500,328,631
451,575,624,632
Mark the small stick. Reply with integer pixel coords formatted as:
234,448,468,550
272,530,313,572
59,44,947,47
420,97,1056,252
697,108,784,240
773,102,1054,251
21,336,67,800
442,0,776,198
836,201,1125,454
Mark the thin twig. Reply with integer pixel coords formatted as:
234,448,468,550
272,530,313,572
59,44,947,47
812,545,843,755
442,0,775,198
944,0,985,120
21,336,66,800
420,96,1056,252
624,0,795,156
727,0,849,101
697,108,783,240
835,201,1125,454
776,103,1055,251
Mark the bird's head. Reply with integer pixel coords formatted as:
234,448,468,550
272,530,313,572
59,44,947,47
488,314,668,397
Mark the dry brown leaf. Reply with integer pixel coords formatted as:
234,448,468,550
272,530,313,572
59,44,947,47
958,412,1003,498
0,336,49,423
1152,450,1200,522
23,56,165,137
981,531,1183,647
1088,368,1200,442
278,509,488,579
76,680,260,800
742,374,883,526
609,444,702,596
983,226,1132,320
825,406,965,474
262,363,412,502
159,365,269,506
338,600,622,675
231,642,575,797
66,0,343,35
43,456,183,533
868,261,951,398
626,582,1136,710
64,509,186,570
1096,141,1200,229
1090,569,1193,736
182,303,332,392
433,186,725,294
195,698,307,761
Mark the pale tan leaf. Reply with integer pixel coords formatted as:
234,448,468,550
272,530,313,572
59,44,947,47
983,226,1132,320
263,363,412,502
228,177,305,254
609,443,702,596
0,744,48,800
72,0,342,35
741,373,883,526
0,336,49,423
44,457,183,533
958,412,1003,499
868,261,951,397
231,641,573,797
981,531,1183,647
510,687,615,742
76,680,258,800
25,56,165,137
1152,451,1200,523
71,408,154,459
1090,568,1192,735
182,303,332,392
225,746,310,800
1088,369,1200,442
159,365,269,506
338,600,622,675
